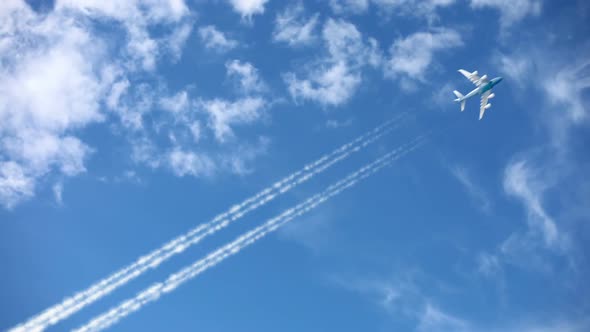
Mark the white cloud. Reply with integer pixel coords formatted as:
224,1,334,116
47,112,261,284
329,0,370,14
56,0,189,23
201,97,266,142
166,22,193,61
503,159,563,248
108,82,156,131
0,1,192,208
0,4,104,208
189,121,202,143
56,0,191,72
334,273,470,332
336,270,590,332
495,53,533,88
167,148,215,177
130,136,162,169
470,0,541,27
322,19,377,65
228,0,269,19
221,137,270,175
326,118,353,129
198,25,238,52
0,162,35,210
385,28,462,81
372,0,456,21
543,59,590,123
476,252,503,277
225,60,266,94
284,62,361,106
273,2,319,47
417,303,469,332
159,90,190,114
283,19,382,106
165,136,268,178
53,182,64,205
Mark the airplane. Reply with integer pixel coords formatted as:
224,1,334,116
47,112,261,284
453,69,503,120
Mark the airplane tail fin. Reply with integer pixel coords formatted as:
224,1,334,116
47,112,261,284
453,90,466,112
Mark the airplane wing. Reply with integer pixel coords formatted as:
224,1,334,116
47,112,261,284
458,69,489,87
479,90,491,120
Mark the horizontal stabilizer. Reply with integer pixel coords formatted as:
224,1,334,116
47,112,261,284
453,90,465,111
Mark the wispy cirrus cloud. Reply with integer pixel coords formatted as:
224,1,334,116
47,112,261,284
373,0,456,21
333,272,470,332
273,2,319,47
450,165,492,214
284,18,382,106
503,159,561,248
470,0,542,28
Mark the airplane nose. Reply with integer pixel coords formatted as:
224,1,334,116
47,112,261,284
498,77,503,83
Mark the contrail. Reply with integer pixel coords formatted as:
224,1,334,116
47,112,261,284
73,136,426,332
9,115,407,332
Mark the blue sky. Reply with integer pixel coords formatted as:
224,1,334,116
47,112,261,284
1,0,589,331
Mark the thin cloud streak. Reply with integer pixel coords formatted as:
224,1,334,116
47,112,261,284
8,115,407,332
73,136,427,332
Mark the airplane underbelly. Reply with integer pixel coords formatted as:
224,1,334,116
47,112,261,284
479,84,491,94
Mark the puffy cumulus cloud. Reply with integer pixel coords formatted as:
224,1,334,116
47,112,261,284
167,148,215,177
198,25,238,52
55,0,189,22
322,19,382,67
385,28,462,83
284,62,361,106
273,2,319,47
0,162,35,209
167,23,193,61
201,98,266,143
228,0,269,19
283,19,382,106
0,3,104,209
55,0,192,71
159,90,191,114
329,0,370,14
225,60,267,94
0,0,191,208
470,0,541,28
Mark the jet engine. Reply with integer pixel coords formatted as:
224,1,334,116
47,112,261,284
484,103,492,109
479,74,488,82
488,93,495,99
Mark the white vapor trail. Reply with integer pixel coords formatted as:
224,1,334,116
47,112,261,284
9,115,407,332
73,136,426,332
